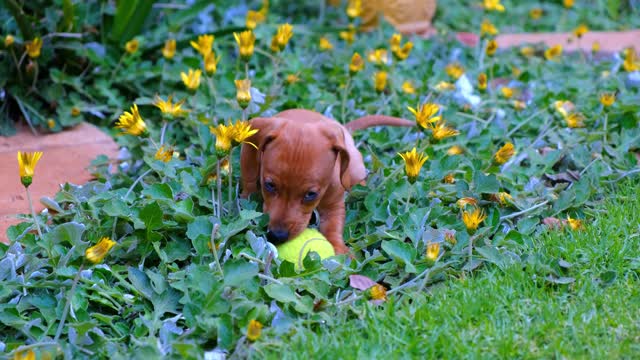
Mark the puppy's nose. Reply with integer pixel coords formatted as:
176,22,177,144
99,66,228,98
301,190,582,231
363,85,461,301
266,229,289,244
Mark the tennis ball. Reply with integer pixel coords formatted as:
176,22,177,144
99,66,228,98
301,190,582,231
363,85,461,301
276,228,335,270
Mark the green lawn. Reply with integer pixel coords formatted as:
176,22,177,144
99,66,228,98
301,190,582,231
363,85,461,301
254,180,640,359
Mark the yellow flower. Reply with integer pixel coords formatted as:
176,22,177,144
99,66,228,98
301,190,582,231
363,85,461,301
373,71,388,93
429,120,460,141
512,100,526,111
47,119,56,129
246,10,265,29
155,146,174,162
486,39,498,56
447,145,464,155
554,100,574,118
592,41,600,53
456,197,478,208
511,65,522,77
319,37,333,51
600,93,615,107
574,24,588,38
259,0,269,17
367,48,390,65
401,81,416,94
285,74,300,84
272,23,293,52
339,25,356,44
181,69,202,90
13,349,35,360
529,8,543,19
349,52,364,74
478,73,487,90
5,34,14,47
501,87,514,99
85,237,117,264
71,107,81,117
445,63,465,80
25,37,43,58
116,104,147,136
346,0,362,18
231,120,259,147
234,30,255,61
125,39,139,54
426,242,440,261
390,33,402,52
520,46,535,57
17,151,43,187
564,112,585,128
398,147,428,183
623,48,640,72
154,95,188,117
202,52,219,74
235,79,252,109
247,319,263,342
444,231,457,245
408,103,441,129
566,216,583,230
369,284,387,301
544,44,563,61
443,173,456,184
209,123,234,155
435,81,455,92
393,42,413,61
496,192,513,205
494,142,515,164
563,0,574,8
190,34,214,57
462,207,487,233
162,39,176,59
483,0,505,12
480,19,498,36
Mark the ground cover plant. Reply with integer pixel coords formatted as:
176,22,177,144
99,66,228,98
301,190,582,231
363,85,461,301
1,0,640,358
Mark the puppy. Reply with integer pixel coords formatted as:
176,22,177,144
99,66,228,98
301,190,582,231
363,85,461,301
240,109,413,254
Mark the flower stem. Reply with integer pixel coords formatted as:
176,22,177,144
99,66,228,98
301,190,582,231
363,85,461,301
55,263,84,341
160,120,168,145
25,186,42,237
404,185,413,211
124,168,152,201
216,159,223,216
209,221,224,276
340,76,352,123
603,113,608,143
228,153,233,214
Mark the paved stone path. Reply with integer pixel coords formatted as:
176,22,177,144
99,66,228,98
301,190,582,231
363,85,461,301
0,123,118,241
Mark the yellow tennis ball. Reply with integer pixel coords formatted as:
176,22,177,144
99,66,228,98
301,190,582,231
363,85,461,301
276,228,335,270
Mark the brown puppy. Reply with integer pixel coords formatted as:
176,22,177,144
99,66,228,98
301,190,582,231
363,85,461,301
240,109,413,254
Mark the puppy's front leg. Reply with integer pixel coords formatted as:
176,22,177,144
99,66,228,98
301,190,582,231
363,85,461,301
317,201,349,255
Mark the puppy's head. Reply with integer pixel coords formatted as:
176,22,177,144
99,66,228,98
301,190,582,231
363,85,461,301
240,116,362,244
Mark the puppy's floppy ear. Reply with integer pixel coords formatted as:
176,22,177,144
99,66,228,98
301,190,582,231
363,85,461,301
326,124,367,191
240,117,286,197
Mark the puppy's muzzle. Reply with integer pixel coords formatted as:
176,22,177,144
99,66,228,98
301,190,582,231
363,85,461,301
266,228,289,245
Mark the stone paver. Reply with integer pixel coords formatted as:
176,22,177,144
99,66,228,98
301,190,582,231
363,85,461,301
0,123,118,242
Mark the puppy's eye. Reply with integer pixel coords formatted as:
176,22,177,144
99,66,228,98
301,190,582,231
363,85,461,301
264,180,276,194
303,191,318,202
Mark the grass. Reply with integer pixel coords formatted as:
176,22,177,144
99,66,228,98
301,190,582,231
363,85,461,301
255,180,640,359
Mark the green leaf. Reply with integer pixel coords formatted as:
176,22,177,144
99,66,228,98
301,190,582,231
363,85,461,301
142,183,174,201
128,267,154,299
264,283,298,303
223,260,258,288
140,201,164,231
45,222,88,248
475,246,506,269
111,0,156,43
381,240,417,273
473,171,500,194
